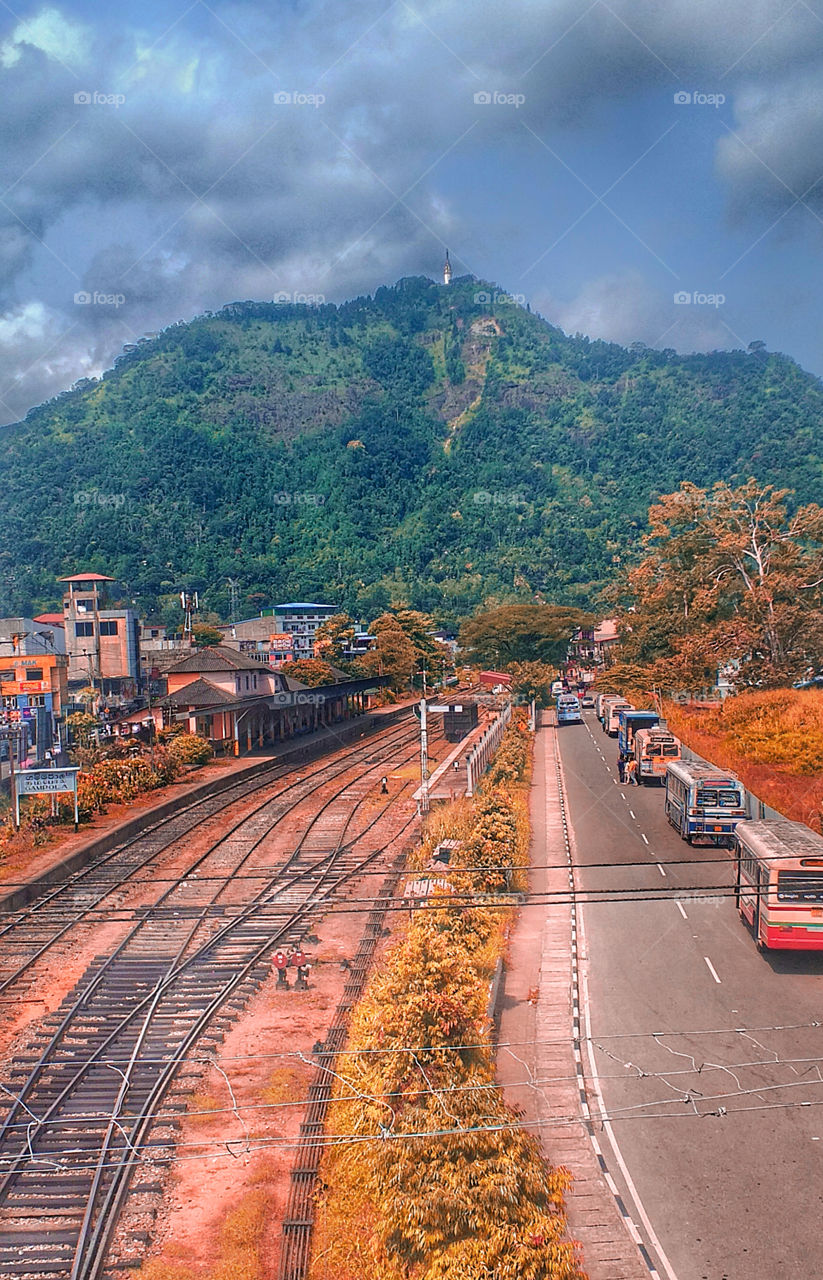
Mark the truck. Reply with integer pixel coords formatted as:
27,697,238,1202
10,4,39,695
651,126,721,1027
617,709,660,761
634,726,681,783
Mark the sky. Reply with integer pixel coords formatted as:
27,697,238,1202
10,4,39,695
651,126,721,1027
2,0,823,424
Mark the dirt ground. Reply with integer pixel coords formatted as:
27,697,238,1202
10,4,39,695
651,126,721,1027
125,771,425,1277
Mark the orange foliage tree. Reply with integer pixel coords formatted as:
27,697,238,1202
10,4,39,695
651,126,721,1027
617,480,823,688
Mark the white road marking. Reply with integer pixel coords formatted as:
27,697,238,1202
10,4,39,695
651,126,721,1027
658,863,666,876
676,900,688,919
579,939,682,1280
704,955,722,984
641,833,649,845
629,809,636,819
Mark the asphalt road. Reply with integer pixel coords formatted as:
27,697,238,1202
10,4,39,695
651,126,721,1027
557,712,823,1280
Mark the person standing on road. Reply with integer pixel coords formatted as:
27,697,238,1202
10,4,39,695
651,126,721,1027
625,757,638,785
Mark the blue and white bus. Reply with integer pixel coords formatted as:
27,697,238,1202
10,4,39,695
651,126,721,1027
556,693,583,725
664,760,747,845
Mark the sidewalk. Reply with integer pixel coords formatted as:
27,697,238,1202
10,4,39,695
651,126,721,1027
496,725,649,1280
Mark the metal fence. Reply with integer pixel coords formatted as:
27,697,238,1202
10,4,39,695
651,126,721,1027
466,701,512,796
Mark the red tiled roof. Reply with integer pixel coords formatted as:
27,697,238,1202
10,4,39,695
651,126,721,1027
33,614,65,626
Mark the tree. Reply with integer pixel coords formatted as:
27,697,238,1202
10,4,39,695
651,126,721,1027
364,615,417,691
458,604,594,669
314,612,356,666
192,623,223,647
620,480,823,686
507,661,556,708
285,658,340,686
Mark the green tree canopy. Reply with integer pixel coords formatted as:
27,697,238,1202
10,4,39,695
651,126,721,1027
458,604,594,669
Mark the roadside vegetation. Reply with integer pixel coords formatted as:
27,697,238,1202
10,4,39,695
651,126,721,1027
309,715,586,1280
612,480,823,689
665,690,823,832
0,730,213,864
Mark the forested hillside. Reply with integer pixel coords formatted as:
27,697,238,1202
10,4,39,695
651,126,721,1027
1,275,821,626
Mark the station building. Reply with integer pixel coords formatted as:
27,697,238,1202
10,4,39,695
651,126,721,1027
155,646,386,754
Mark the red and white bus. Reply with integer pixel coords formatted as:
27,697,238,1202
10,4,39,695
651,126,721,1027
734,819,823,951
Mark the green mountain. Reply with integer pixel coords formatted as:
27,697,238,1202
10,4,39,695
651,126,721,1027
1,275,821,627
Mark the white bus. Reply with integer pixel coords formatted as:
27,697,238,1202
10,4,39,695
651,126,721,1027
664,759,746,844
604,699,634,736
734,819,823,951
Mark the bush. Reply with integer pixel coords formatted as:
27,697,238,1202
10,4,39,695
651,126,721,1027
166,733,213,766
311,716,584,1280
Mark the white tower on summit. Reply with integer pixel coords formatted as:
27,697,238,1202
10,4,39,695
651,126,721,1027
443,249,452,285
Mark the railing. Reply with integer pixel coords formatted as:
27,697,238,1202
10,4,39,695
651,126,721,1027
466,701,512,796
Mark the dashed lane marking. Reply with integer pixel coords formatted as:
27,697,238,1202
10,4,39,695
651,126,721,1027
657,864,666,876
676,900,688,919
704,955,722,984
641,833,649,845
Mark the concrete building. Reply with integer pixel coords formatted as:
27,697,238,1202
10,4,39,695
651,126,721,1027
0,619,69,758
59,574,141,699
261,602,337,660
218,615,296,667
0,618,66,658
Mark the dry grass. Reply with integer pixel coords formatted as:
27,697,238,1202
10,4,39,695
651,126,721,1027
186,1091,222,1125
138,1183,270,1280
261,1066,305,1105
665,689,823,832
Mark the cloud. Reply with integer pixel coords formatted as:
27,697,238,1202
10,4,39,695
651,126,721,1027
534,269,733,352
0,300,101,424
1,0,823,422
716,67,823,217
0,7,87,69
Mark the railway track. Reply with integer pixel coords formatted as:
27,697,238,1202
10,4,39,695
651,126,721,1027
0,715,418,1000
0,716,433,1279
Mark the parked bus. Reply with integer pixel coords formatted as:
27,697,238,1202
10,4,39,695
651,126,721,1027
634,727,681,783
664,760,746,844
556,692,583,725
734,819,823,951
596,692,620,725
617,709,660,761
605,699,634,736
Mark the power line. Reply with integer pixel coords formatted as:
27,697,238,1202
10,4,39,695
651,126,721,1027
1,1021,818,1070
0,884,774,926
0,851,778,891
5,1090,823,1177
3,1051,822,1134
